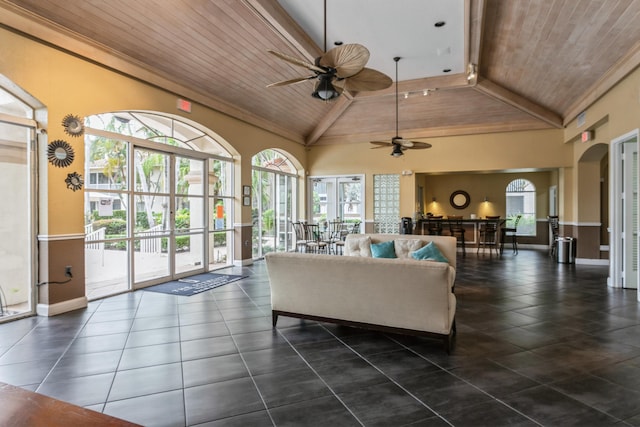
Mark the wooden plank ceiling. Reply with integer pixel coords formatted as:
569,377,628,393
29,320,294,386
2,0,640,146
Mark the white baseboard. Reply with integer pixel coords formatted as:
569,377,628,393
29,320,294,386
37,296,87,317
234,259,254,267
576,258,609,266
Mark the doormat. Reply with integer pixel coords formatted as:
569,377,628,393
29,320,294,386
143,272,248,296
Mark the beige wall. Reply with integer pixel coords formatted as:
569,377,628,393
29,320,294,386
564,66,640,225
416,171,554,220
3,21,640,313
308,126,568,219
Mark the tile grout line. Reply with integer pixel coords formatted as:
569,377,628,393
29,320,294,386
316,324,454,427
34,299,106,397
272,326,366,426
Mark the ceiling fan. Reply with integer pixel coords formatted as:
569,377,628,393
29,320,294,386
267,0,392,100
370,57,433,157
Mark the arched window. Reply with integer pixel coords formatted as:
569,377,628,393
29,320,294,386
506,179,536,236
252,149,298,257
84,111,234,300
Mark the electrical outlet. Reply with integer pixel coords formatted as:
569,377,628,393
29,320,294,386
65,266,73,278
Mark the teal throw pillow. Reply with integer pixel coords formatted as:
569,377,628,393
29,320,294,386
371,240,397,258
411,241,449,263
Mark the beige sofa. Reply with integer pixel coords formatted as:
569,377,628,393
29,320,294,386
265,234,457,352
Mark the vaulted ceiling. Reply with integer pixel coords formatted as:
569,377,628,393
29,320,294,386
2,0,640,147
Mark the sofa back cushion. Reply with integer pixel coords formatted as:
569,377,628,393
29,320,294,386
394,239,424,259
344,235,372,257
344,234,456,268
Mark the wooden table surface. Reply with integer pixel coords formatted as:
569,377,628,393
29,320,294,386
0,382,142,427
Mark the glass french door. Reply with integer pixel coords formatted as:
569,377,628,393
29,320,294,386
133,148,206,287
309,176,363,231
0,119,36,321
252,170,295,258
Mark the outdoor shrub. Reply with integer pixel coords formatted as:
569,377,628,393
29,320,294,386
93,218,126,236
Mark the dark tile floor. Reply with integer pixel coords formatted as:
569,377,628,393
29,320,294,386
1,249,640,426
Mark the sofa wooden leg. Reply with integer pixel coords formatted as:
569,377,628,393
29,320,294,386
272,311,278,327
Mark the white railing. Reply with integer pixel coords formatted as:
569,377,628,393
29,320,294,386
139,224,164,253
85,226,106,250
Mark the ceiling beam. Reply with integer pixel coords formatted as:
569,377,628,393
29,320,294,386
563,39,640,126
468,0,486,67
473,78,563,128
305,94,354,146
242,0,322,62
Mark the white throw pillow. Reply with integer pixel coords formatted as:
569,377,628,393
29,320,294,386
345,236,372,257
394,239,424,259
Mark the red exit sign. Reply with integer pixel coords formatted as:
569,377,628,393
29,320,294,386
177,98,192,113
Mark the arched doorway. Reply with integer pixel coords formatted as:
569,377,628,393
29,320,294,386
83,111,235,300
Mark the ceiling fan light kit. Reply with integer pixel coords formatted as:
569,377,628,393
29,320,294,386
312,75,340,100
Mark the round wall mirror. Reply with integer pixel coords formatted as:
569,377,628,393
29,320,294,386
450,190,470,209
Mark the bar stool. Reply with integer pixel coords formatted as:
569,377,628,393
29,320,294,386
478,216,500,256
500,214,522,255
427,215,443,235
548,215,559,257
447,215,466,256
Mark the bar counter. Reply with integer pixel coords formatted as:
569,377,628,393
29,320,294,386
414,217,506,245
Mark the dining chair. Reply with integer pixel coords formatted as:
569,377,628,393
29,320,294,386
292,221,309,252
447,215,466,256
326,220,345,254
478,216,501,256
303,223,328,253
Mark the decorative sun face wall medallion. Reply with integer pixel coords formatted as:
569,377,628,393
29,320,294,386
47,140,75,168
61,114,85,137
65,172,84,192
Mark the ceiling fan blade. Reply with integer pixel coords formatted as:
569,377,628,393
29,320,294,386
345,68,393,92
267,76,315,87
399,140,432,149
268,50,325,73
408,142,433,149
370,140,392,147
319,44,369,78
